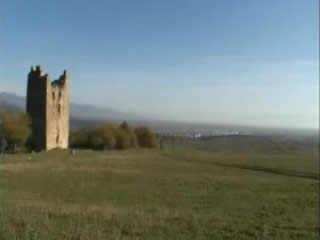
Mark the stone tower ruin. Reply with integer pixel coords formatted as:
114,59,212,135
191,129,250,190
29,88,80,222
26,65,69,151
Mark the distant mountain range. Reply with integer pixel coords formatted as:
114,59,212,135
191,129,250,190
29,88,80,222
0,92,146,128
1,92,318,140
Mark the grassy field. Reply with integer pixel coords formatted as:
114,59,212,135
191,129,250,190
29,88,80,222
0,147,318,239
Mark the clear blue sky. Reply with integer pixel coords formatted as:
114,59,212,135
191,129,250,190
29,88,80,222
0,0,318,129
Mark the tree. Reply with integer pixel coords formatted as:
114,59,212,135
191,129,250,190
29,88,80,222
0,112,32,151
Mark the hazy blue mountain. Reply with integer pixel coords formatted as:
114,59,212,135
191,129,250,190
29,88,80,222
1,92,317,140
0,92,25,111
0,92,144,122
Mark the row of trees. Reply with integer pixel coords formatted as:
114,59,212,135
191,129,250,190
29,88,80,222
70,122,159,150
0,111,159,151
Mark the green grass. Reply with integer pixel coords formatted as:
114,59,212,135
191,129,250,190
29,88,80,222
0,148,318,239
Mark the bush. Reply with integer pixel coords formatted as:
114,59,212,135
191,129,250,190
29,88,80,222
70,129,90,148
114,128,131,150
0,112,31,151
135,127,158,148
70,121,158,150
100,124,116,149
87,128,104,149
119,121,138,148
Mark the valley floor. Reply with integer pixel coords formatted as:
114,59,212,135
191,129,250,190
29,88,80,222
0,149,318,239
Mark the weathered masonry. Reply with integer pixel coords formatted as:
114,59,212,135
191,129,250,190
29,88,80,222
26,65,69,151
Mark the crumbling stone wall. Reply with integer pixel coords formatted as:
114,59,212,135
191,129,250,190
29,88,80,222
26,66,69,151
